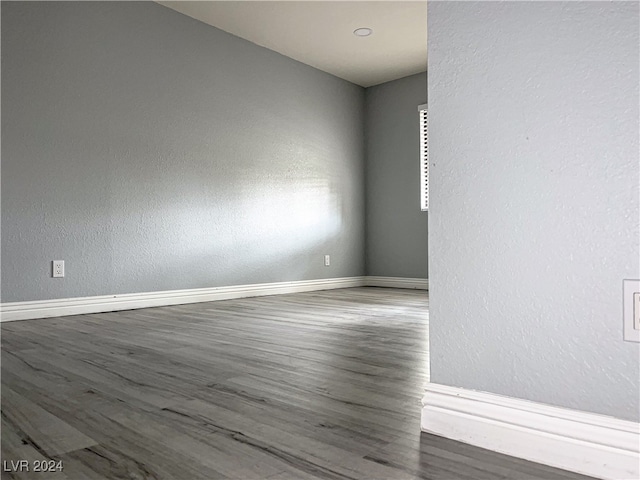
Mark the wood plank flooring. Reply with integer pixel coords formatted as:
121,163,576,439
1,287,595,479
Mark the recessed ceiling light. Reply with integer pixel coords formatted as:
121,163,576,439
353,28,373,37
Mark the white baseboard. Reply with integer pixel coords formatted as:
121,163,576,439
365,276,428,290
0,276,428,322
0,277,364,322
421,383,640,480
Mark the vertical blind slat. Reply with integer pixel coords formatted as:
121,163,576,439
420,108,428,211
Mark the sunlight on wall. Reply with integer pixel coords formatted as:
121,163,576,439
243,177,342,250
103,172,344,289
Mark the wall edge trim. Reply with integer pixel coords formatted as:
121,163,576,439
0,277,366,322
365,276,428,290
1,276,429,322
421,383,640,480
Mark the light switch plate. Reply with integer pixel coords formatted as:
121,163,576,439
623,279,640,342
634,292,640,331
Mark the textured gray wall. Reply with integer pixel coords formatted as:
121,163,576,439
365,72,428,278
428,1,639,421
1,1,365,302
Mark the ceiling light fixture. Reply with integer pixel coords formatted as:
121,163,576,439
353,27,373,37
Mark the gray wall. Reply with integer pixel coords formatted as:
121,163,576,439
365,72,428,278
1,1,366,302
428,1,639,421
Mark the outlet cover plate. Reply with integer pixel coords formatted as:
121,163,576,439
53,260,65,278
623,279,640,342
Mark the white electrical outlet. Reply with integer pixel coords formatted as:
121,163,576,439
623,280,640,342
52,260,65,278
324,255,330,267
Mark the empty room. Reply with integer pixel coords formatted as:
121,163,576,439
1,1,638,480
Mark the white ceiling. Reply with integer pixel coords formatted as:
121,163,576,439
157,1,427,87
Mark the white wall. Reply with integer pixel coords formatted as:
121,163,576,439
428,1,639,422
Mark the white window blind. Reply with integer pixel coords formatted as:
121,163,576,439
419,104,428,211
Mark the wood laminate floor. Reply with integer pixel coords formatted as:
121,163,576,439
1,287,594,480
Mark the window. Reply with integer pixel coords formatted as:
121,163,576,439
419,104,428,211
